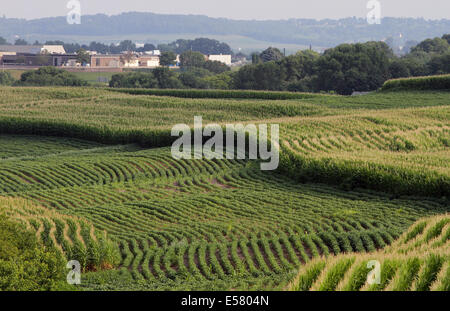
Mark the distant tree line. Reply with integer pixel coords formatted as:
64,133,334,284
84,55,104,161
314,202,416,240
237,34,450,94
3,34,449,94
12,67,88,87
157,38,233,55
109,34,450,95
110,50,231,89
0,37,233,56
1,13,449,48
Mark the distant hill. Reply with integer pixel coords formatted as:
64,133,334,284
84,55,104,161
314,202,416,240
1,12,449,52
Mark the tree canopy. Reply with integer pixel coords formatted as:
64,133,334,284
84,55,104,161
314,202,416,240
179,51,206,68
259,47,285,63
16,67,88,87
0,72,15,86
159,51,177,67
158,38,232,55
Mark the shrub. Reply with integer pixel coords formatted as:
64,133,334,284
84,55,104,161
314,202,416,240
0,71,15,86
15,67,88,87
110,72,158,88
0,214,68,290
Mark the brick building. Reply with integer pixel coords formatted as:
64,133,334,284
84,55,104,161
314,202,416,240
90,54,160,68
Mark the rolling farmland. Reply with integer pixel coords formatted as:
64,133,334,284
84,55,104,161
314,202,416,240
0,86,448,290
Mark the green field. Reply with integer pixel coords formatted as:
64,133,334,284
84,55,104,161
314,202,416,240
0,86,448,290
289,214,450,291
70,72,116,85
3,70,116,86
2,69,26,80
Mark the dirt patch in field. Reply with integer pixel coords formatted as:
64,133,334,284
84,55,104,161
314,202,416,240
209,178,236,189
127,161,144,172
20,171,41,184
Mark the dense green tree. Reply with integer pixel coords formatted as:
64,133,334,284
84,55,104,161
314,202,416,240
388,59,411,79
401,57,429,76
110,72,158,88
87,41,109,54
0,72,15,85
234,61,286,90
118,40,136,52
411,37,449,54
0,37,8,45
202,60,230,74
234,49,319,91
152,67,184,89
45,40,64,45
76,48,90,64
427,52,450,75
286,76,315,92
158,38,232,55
313,57,344,92
179,67,212,89
203,72,234,89
159,51,177,67
314,42,392,94
279,50,319,82
17,67,88,86
137,43,156,53
179,51,206,68
259,47,284,63
442,34,450,45
251,53,261,64
14,39,27,45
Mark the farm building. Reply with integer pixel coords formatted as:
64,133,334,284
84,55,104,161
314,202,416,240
0,45,77,67
207,54,232,66
0,45,66,55
90,54,160,68
0,53,78,67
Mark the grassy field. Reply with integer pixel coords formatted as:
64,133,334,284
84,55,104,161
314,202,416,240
0,86,448,290
0,135,446,290
70,72,116,85
0,87,448,195
2,69,26,80
2,69,116,86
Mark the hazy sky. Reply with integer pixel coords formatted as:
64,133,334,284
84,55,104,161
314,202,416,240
1,0,450,20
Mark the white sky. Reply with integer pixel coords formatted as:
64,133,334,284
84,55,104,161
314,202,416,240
1,0,450,20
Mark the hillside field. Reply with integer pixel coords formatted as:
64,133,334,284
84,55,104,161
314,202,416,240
289,214,450,291
0,86,448,290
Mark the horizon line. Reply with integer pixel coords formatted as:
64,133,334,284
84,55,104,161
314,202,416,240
2,11,450,22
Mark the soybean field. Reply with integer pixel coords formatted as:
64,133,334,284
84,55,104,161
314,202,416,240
0,85,448,290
